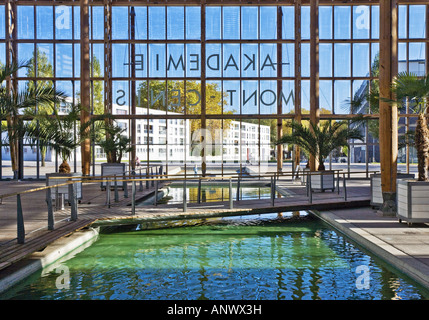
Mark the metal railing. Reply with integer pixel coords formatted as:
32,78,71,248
0,170,377,244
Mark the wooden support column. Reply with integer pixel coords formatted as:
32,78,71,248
309,0,319,172
294,0,302,172
80,0,91,176
201,1,207,177
277,6,283,173
379,0,398,215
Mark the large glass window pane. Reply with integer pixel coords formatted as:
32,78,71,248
334,6,351,39
371,43,379,77
319,80,332,113
409,42,426,76
319,6,332,39
206,43,221,78
134,7,147,40
0,5,4,39
353,43,369,77
260,7,276,40
74,44,81,77
242,81,258,114
282,43,295,77
112,44,129,78
371,6,379,39
112,7,129,40
260,81,277,114
167,44,185,78
223,81,240,115
334,80,350,114
241,7,258,40
319,43,332,77
74,6,80,40
223,7,240,40
334,43,351,77
0,43,5,65
186,44,201,78
206,7,221,40
223,44,240,78
301,80,310,114
186,7,201,40
409,5,426,39
37,6,53,40
135,44,147,78
149,7,166,40
113,81,129,113
398,5,407,39
242,43,259,78
167,7,184,40
91,6,104,40
18,6,34,39
56,44,73,78
91,43,104,78
186,80,201,115
206,81,222,115
18,44,35,77
167,80,184,113
301,6,310,40
281,80,295,114
353,5,370,39
55,6,73,40
301,43,310,78
149,80,166,112
259,44,276,78
282,6,294,40
398,42,407,73
148,44,165,78
36,44,54,78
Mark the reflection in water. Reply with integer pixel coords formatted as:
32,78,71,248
1,213,428,300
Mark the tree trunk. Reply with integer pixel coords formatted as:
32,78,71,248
415,113,429,181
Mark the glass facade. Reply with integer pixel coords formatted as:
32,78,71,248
0,1,427,179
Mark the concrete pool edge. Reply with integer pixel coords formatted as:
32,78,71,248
311,210,429,291
0,227,100,294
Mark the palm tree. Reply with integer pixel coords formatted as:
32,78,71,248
0,61,67,179
390,72,429,181
276,120,363,171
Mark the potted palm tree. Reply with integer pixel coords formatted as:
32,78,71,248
389,72,429,225
0,60,67,179
277,120,363,192
94,120,132,190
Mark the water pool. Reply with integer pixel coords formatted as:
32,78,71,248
1,212,428,300
155,183,282,204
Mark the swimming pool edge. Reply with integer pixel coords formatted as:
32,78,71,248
310,209,429,292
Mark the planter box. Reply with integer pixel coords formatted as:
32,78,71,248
101,163,126,190
397,179,429,226
46,172,82,203
370,173,415,208
310,170,335,192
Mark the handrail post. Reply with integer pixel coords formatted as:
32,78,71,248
271,176,275,206
236,176,241,201
124,177,129,198
46,187,54,230
309,172,313,204
197,178,201,204
114,174,119,202
229,178,233,209
17,194,25,244
146,168,149,189
343,173,347,201
69,183,78,221
337,171,340,194
106,180,111,208
131,180,136,215
183,178,187,212
151,167,154,187
154,179,158,206
139,168,143,191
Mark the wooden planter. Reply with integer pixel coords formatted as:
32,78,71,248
397,179,429,226
46,172,82,203
101,163,126,190
370,173,415,208
309,170,335,192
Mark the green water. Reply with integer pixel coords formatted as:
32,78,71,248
1,213,428,300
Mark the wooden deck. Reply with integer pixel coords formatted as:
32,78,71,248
0,178,371,273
